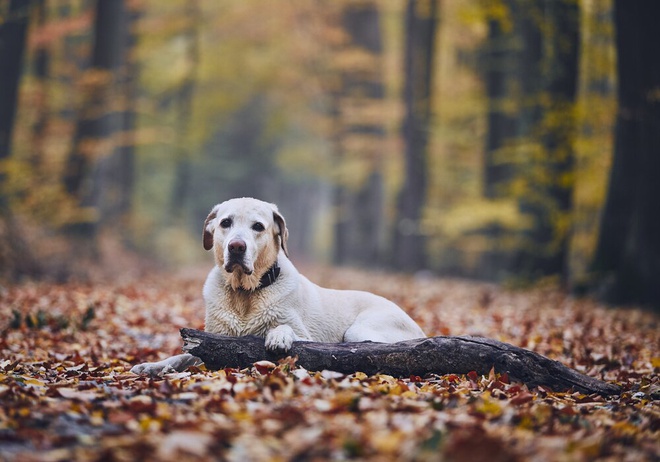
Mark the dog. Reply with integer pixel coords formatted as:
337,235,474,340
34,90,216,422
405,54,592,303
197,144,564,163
131,197,425,376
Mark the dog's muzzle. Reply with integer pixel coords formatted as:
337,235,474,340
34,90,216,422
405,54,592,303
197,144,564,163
225,239,252,274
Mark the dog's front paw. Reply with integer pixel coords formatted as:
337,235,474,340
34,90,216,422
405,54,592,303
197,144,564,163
131,354,202,377
130,361,174,377
265,325,296,351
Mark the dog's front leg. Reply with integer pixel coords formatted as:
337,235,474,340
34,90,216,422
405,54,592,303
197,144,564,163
130,353,202,377
265,325,305,351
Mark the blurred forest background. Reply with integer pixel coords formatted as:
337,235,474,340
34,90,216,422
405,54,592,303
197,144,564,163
0,0,658,310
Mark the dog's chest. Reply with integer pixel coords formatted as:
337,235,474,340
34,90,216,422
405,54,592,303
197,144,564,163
211,291,280,337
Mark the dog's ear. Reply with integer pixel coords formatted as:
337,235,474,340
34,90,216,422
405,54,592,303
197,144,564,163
203,208,218,251
273,210,289,257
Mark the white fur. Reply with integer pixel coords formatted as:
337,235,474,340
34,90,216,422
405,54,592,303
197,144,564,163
131,197,425,376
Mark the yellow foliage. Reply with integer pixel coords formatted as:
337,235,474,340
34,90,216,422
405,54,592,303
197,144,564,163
3,0,619,280
428,199,530,239
275,144,332,179
569,0,616,281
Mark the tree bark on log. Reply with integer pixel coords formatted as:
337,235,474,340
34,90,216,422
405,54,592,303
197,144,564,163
180,328,620,396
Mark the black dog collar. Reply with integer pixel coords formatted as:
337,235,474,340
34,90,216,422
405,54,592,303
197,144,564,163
256,261,280,290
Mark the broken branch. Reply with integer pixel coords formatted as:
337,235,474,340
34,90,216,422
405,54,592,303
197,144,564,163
180,328,620,396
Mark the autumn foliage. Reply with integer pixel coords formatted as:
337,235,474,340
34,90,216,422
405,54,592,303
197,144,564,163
0,1,659,458
2,0,659,309
0,267,658,461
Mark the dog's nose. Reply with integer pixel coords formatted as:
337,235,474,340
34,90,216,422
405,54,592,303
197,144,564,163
228,239,247,255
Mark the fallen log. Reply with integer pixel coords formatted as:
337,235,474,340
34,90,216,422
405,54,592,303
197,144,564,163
180,328,621,396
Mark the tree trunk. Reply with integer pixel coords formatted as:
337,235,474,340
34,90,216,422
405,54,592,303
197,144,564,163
513,1,579,279
393,0,438,271
180,329,620,396
482,5,517,199
333,172,386,266
476,1,521,280
0,0,41,281
30,0,49,169
540,0,579,278
333,185,352,265
63,0,128,251
355,170,385,263
477,1,579,282
170,0,200,223
331,1,387,267
108,3,140,235
0,0,30,165
591,0,660,310
90,2,140,248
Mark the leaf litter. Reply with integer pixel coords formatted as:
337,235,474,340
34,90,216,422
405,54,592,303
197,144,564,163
0,266,658,461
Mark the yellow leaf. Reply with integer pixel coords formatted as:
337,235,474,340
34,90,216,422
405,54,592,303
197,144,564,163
90,411,105,427
22,377,46,387
476,398,502,417
611,421,637,436
139,415,162,432
372,430,404,453
517,414,534,430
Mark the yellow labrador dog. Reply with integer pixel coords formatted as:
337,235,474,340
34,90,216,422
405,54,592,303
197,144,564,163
131,197,425,376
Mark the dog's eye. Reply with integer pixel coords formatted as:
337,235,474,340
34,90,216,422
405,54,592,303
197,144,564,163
252,222,265,232
220,218,232,229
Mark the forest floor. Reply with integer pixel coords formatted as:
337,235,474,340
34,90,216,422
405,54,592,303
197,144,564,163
0,265,658,461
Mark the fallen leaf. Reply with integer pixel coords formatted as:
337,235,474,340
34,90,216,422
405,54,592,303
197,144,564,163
0,269,656,461
510,392,534,406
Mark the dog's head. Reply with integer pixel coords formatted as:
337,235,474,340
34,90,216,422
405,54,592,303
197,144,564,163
203,198,289,291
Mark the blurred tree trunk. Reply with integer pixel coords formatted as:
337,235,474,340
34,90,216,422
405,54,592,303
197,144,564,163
333,184,351,265
171,0,200,224
538,0,579,278
475,1,520,280
63,0,129,254
565,0,616,291
482,2,516,199
0,0,29,165
513,1,579,279
108,3,140,239
30,0,49,169
477,1,579,281
591,0,660,310
393,0,438,271
332,1,387,266
0,0,40,280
